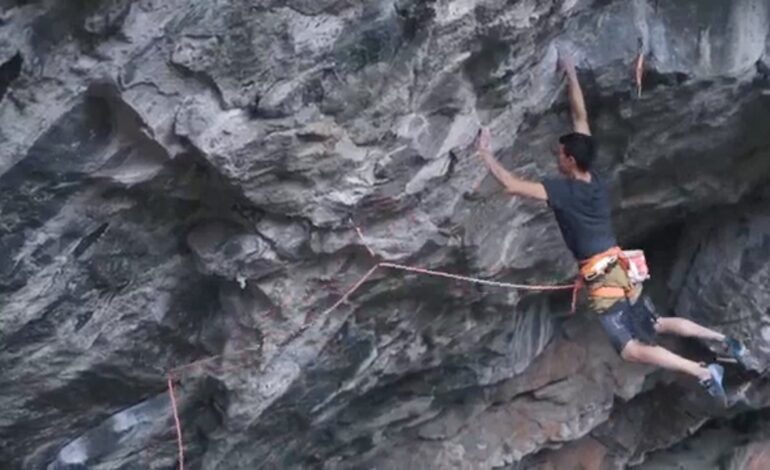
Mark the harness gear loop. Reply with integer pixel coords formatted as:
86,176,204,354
570,246,650,313
579,246,625,281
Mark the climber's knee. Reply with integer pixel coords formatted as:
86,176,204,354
621,340,643,362
654,316,674,334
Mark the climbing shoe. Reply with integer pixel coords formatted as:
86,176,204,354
722,336,749,368
700,363,727,405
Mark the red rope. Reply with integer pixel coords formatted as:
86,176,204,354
168,346,263,378
170,262,574,381
353,224,376,258
635,51,644,97
571,277,584,313
167,375,184,470
315,264,380,320
379,262,575,291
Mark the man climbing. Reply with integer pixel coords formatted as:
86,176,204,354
474,52,745,403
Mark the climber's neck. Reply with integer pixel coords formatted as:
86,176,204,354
571,168,592,183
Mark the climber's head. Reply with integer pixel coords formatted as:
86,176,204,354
557,132,595,175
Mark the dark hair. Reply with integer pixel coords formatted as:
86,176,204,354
558,132,595,171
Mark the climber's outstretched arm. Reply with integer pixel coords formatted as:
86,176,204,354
560,52,591,136
475,129,547,201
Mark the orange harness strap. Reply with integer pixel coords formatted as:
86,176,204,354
576,246,633,302
588,286,628,298
578,246,624,279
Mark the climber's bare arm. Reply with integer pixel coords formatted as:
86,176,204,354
560,52,591,136
475,129,547,201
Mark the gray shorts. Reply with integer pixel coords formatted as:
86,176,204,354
598,296,660,353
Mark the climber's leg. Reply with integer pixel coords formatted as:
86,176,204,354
630,294,723,341
654,317,725,341
636,296,747,365
620,340,726,401
598,299,658,354
620,340,727,401
598,299,728,401
620,340,707,379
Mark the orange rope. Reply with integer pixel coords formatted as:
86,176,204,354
167,375,184,470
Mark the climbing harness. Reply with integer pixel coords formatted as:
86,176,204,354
579,246,623,282
573,246,650,306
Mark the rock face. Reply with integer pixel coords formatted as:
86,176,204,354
1,0,770,469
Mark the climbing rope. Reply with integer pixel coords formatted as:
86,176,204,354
635,51,645,97
165,225,578,469
167,375,184,470
379,262,574,291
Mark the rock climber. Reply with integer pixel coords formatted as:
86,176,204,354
474,51,746,403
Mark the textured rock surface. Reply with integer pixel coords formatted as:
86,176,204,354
2,0,770,469
635,410,770,470
671,202,770,370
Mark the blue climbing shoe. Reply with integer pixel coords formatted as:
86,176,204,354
700,363,727,405
723,337,749,368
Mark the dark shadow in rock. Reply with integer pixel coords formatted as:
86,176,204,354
633,406,770,468
2,296,76,354
0,93,113,295
27,0,108,56
72,222,110,258
333,14,403,74
0,51,22,102
394,0,436,42
82,0,133,38
463,36,512,110
643,68,691,91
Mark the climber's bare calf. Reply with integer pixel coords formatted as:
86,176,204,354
620,316,730,381
621,340,711,381
654,317,725,342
